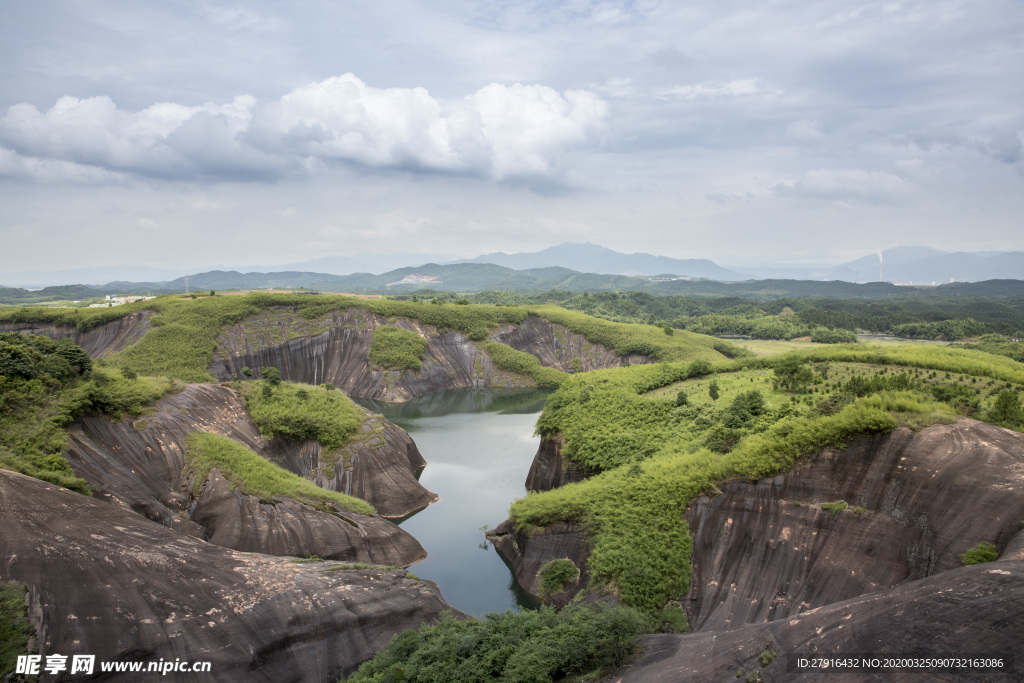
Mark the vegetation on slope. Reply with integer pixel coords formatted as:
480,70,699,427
0,333,174,493
511,342,1024,614
0,293,744,381
482,341,568,388
184,432,375,515
0,583,35,681
346,603,648,683
238,377,366,450
450,290,1024,341
368,326,429,371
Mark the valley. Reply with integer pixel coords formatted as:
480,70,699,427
1,293,1023,681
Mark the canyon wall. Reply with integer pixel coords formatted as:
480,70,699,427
0,470,453,682
65,383,434,565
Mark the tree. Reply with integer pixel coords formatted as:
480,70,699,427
708,380,720,401
241,367,253,378
675,390,689,406
988,390,1023,427
687,360,713,378
773,356,814,393
261,367,282,385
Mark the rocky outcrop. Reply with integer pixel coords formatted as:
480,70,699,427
491,316,648,372
683,419,1024,633
496,419,1024,627
211,309,640,400
487,520,592,607
0,470,454,682
617,557,1024,682
0,311,152,357
524,436,595,492
64,383,434,565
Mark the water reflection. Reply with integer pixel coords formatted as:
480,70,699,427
352,388,549,616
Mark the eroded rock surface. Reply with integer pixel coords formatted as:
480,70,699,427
524,436,595,492
65,383,433,564
211,309,641,400
497,418,1024,628
0,470,453,682
618,558,1024,682
683,419,1024,632
0,311,153,357
487,520,591,607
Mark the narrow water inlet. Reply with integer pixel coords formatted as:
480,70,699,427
354,388,550,616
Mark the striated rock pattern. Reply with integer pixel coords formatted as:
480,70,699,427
0,311,153,357
487,520,591,607
0,470,454,682
64,383,434,565
524,435,596,492
618,557,1024,682
211,309,640,400
683,419,1024,633
497,419,1024,631
491,315,648,372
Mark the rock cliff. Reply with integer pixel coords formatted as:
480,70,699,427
618,555,1024,682
212,309,643,400
0,470,453,682
682,419,1024,633
0,311,153,357
495,419,1024,628
65,383,434,565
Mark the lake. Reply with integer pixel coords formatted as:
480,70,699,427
354,388,549,616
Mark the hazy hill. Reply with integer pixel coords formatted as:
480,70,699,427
457,242,750,280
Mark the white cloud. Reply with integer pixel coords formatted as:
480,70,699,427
773,169,910,205
785,119,826,143
654,79,761,100
0,75,607,183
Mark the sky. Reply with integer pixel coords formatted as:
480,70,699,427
1,0,1023,279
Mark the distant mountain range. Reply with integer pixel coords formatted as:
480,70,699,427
4,265,1024,307
735,245,1024,284
454,243,751,280
1,243,1021,293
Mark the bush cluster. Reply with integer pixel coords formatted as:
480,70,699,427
183,432,374,515
0,334,170,494
346,603,649,683
368,325,430,372
240,378,365,450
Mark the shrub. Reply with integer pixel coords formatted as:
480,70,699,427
346,603,648,683
261,366,282,385
960,541,999,566
368,326,429,372
184,432,373,515
0,583,35,680
537,558,580,597
240,381,363,450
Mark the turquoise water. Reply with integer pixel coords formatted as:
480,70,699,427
354,388,549,617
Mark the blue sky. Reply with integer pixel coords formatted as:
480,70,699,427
2,0,1022,276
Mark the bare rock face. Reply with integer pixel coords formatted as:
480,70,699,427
211,309,639,400
684,419,1024,633
496,419,1024,631
618,558,1024,682
64,383,433,565
487,520,591,607
0,311,153,357
491,316,648,372
0,470,454,682
524,436,596,492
